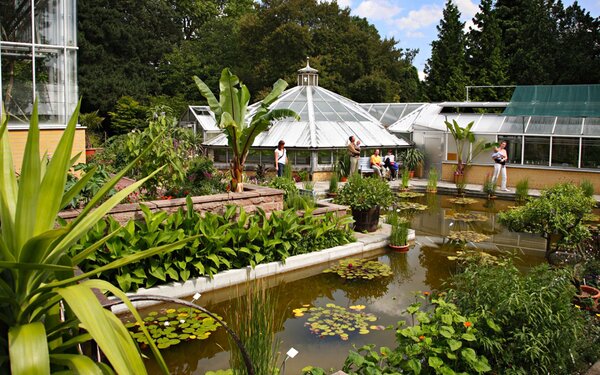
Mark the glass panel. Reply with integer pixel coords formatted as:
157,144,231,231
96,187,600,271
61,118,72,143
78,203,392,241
583,118,600,136
1,1,32,42
35,0,64,45
471,134,497,164
499,135,522,165
582,138,600,169
66,49,77,115
260,150,272,165
318,150,331,165
246,149,260,164
551,137,579,167
295,150,310,165
1,44,33,124
499,116,527,133
214,149,228,163
35,48,65,124
472,115,502,133
524,136,550,166
526,116,554,134
554,117,582,135
67,0,76,46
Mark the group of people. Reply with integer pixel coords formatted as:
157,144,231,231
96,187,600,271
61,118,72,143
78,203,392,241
347,136,398,179
275,136,510,190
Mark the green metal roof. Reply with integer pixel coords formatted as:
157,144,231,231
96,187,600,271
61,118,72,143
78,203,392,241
503,85,600,117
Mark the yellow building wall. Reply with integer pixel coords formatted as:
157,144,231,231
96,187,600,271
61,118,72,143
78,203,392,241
7,129,86,171
442,162,600,194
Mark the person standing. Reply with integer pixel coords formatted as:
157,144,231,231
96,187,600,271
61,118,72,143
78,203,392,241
491,140,509,191
348,136,360,175
275,140,287,177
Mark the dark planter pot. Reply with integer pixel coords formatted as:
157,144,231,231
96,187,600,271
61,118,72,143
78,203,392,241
352,206,380,232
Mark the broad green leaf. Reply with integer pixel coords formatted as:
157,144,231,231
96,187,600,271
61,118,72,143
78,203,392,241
447,339,462,351
60,165,98,210
9,322,50,374
50,354,102,374
428,356,444,369
460,348,477,363
407,358,422,373
461,332,476,341
56,284,148,374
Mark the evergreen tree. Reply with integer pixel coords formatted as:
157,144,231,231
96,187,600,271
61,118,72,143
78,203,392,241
424,0,468,101
553,1,600,84
466,0,509,101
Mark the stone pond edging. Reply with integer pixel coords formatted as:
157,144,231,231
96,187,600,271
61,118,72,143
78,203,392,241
110,226,416,314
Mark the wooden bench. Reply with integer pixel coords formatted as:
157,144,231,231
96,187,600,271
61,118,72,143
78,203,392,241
359,157,375,176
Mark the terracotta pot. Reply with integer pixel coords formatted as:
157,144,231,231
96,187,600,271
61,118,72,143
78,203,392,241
409,171,414,179
340,177,348,182
576,285,600,310
352,206,380,233
389,244,410,253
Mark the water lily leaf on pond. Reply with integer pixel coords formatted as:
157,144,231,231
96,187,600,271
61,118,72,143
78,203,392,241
125,307,222,349
447,231,490,244
448,197,478,205
396,202,428,212
294,303,379,340
324,258,392,280
444,212,488,222
397,192,425,199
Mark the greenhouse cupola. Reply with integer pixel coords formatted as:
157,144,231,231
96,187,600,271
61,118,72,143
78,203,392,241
297,57,319,87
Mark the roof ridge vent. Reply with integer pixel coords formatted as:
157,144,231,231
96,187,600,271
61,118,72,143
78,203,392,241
297,57,319,86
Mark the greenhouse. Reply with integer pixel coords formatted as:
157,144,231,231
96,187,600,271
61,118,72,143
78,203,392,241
203,61,410,179
388,85,600,191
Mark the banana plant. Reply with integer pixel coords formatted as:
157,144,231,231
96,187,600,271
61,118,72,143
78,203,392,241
445,119,497,175
194,68,299,192
0,102,197,374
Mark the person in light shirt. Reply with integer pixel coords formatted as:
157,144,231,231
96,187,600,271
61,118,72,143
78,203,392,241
491,141,509,191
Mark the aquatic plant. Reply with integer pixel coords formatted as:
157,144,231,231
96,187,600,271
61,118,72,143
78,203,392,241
396,201,428,213
448,197,478,205
515,178,529,202
396,191,425,199
323,258,392,280
445,212,488,222
447,231,490,244
401,168,411,189
293,303,382,341
125,308,222,349
580,179,595,197
427,167,438,192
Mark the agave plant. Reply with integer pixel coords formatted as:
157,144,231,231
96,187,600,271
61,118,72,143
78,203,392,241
194,68,299,192
0,103,197,373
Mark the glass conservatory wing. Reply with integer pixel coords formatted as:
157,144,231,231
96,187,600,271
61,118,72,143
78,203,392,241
254,121,312,147
471,115,503,133
500,116,528,133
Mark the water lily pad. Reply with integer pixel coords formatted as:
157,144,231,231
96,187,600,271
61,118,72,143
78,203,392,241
444,212,488,222
397,192,425,199
448,197,478,205
125,308,222,349
447,230,490,244
294,303,379,340
323,258,392,280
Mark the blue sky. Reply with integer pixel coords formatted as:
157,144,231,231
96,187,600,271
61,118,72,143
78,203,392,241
334,0,600,79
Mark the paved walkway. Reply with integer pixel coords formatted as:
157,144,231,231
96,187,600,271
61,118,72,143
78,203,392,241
298,178,600,203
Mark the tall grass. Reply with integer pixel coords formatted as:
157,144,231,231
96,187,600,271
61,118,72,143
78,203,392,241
580,179,595,197
228,281,283,375
426,167,438,192
515,178,529,202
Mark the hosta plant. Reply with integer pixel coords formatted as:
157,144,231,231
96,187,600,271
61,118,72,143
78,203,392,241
0,103,195,373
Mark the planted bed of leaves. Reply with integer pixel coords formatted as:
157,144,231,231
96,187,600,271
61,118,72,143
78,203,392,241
70,198,355,292
125,308,221,349
323,258,392,280
293,303,383,341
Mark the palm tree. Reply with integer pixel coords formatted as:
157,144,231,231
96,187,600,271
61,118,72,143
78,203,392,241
194,68,298,192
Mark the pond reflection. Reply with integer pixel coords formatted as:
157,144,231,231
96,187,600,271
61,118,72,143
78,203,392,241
142,194,548,374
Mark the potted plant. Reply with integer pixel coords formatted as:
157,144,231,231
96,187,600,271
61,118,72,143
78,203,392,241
335,174,394,232
401,148,424,178
483,173,496,199
400,168,410,191
327,171,339,198
387,209,411,252
337,153,350,182
426,167,438,193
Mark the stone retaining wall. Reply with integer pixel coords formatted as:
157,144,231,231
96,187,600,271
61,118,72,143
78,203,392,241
59,184,348,224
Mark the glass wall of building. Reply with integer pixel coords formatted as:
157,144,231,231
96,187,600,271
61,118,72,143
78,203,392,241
1,0,77,127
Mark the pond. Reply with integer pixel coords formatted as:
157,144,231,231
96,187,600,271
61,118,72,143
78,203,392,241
139,194,548,374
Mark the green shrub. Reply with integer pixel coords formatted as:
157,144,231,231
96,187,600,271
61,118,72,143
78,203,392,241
448,261,594,374
70,201,355,292
335,174,394,211
64,163,116,208
515,178,529,202
268,176,298,199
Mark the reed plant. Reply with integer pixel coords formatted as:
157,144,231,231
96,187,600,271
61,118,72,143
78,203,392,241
483,173,496,198
329,171,339,193
580,179,595,197
426,167,438,192
401,168,410,190
455,176,467,196
229,281,283,375
387,209,410,246
515,178,529,202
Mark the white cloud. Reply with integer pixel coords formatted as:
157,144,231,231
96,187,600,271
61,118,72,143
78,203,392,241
336,0,353,8
418,70,427,81
406,30,425,38
463,19,476,33
355,0,402,22
454,0,479,18
395,4,443,31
